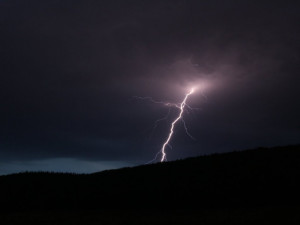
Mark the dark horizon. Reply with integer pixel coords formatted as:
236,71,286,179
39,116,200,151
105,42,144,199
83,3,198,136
1,0,300,175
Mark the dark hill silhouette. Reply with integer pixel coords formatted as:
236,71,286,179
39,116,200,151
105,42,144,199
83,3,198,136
0,145,300,225
1,145,300,213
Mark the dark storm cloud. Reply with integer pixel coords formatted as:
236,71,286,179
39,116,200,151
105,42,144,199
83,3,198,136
0,0,299,173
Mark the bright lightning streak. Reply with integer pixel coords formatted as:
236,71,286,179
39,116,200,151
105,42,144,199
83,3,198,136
134,87,197,163
160,88,195,162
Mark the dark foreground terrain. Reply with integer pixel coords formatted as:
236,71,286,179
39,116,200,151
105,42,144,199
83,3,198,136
1,145,300,224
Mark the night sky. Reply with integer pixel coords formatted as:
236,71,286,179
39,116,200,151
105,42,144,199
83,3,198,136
1,0,299,175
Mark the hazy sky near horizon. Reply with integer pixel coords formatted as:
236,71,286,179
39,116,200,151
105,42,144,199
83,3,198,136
1,0,300,175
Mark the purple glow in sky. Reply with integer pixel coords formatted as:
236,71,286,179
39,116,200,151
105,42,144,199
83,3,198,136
0,0,299,174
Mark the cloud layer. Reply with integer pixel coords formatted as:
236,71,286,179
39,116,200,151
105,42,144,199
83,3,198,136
0,0,299,173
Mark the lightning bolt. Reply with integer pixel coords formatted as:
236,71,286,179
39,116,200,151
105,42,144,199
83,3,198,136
134,88,196,163
159,88,194,162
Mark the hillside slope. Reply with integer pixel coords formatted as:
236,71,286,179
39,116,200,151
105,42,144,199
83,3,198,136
1,145,300,211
